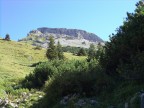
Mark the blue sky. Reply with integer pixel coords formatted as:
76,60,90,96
0,0,139,41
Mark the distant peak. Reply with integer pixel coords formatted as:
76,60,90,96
19,27,104,48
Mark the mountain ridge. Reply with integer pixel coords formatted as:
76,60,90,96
19,27,104,48
37,27,104,42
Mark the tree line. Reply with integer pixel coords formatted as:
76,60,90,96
46,36,101,60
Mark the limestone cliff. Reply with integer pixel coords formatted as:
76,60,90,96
19,27,104,48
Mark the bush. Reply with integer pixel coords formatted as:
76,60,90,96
43,60,113,107
22,61,58,89
77,48,87,56
117,52,144,81
23,59,114,107
100,2,144,77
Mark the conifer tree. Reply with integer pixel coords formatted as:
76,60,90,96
46,36,57,60
5,34,10,41
57,41,64,60
87,44,96,61
100,1,144,79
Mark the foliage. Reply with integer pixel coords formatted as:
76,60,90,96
46,37,65,60
95,43,105,61
22,59,113,107
86,43,104,62
77,48,87,56
46,36,57,60
22,61,58,89
0,39,88,107
57,41,64,60
87,44,96,61
100,1,144,80
62,46,88,55
4,34,10,41
41,60,113,107
117,52,144,81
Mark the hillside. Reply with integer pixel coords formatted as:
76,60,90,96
0,39,47,80
0,39,86,80
0,39,86,105
18,27,104,48
0,39,87,80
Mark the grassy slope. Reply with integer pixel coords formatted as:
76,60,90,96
1,39,141,107
0,39,86,99
0,39,86,80
0,39,47,81
0,39,86,81
64,52,86,60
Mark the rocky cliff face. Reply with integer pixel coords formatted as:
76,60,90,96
19,27,104,48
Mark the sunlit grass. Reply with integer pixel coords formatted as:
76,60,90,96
0,39,87,97
64,52,87,60
0,40,47,80
0,39,87,82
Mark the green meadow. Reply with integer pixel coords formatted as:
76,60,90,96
0,39,86,97
0,39,46,80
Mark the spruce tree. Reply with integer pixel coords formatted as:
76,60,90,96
100,1,144,79
46,36,57,60
5,34,10,41
87,44,96,61
57,41,64,60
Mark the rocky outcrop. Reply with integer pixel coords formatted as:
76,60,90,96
60,94,99,107
0,92,44,108
37,27,104,42
19,27,104,48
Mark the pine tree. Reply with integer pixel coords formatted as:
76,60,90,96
57,41,64,60
100,1,144,79
87,44,96,61
5,34,10,41
95,43,104,61
46,36,57,60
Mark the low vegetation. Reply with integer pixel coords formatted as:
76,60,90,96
22,59,112,107
0,39,46,80
62,46,89,55
0,39,87,107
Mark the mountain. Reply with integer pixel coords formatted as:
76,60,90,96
18,27,104,48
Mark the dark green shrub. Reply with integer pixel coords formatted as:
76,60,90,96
43,60,113,107
100,2,144,77
87,44,96,61
22,62,58,89
117,52,144,81
23,59,114,107
77,48,87,56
